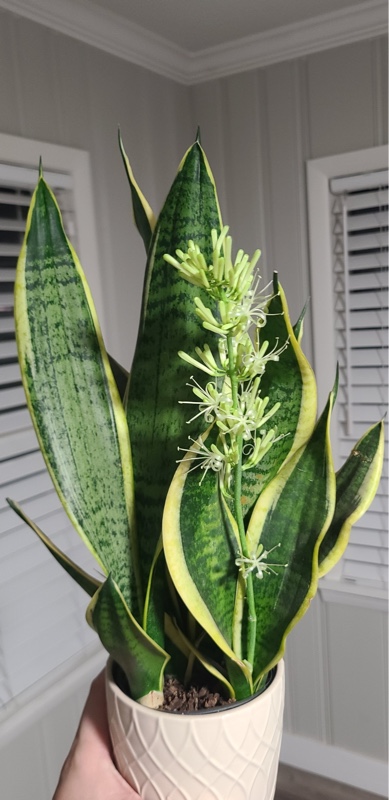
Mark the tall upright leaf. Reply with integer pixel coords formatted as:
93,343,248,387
245,388,336,681
14,177,140,613
126,140,222,638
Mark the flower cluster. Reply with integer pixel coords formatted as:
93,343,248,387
164,227,289,495
164,227,261,303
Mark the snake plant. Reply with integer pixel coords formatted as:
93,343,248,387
8,133,384,706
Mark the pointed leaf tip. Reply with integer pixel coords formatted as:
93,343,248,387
333,364,339,401
38,157,43,178
293,298,310,342
195,127,201,144
118,132,156,253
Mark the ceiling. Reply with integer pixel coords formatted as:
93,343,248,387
1,0,387,83
85,0,382,52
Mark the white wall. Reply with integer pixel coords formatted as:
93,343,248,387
0,7,387,797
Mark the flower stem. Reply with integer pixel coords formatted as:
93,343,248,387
226,335,257,669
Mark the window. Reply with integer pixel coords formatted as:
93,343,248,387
307,146,388,605
0,135,104,713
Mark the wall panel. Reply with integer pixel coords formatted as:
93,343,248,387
218,72,267,262
325,603,388,759
8,18,63,143
283,597,328,742
262,60,311,326
0,12,25,132
307,40,377,157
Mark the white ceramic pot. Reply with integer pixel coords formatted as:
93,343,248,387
106,658,285,800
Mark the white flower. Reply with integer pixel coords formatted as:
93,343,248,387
242,336,289,378
177,432,239,491
177,435,226,484
179,377,232,424
235,543,288,580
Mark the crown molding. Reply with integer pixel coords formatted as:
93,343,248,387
0,0,387,85
189,1,388,83
0,0,189,83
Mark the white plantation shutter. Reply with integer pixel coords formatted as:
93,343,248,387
0,163,101,711
328,170,388,591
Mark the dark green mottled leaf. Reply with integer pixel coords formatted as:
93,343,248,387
15,178,139,612
126,142,222,638
246,388,336,680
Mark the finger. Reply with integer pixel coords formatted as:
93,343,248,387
75,670,112,756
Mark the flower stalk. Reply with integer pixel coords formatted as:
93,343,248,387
165,226,289,670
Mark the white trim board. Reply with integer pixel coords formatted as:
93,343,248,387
0,0,387,85
281,732,388,797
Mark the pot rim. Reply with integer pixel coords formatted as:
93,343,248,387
106,657,284,720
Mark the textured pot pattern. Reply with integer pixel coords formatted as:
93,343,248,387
106,658,285,800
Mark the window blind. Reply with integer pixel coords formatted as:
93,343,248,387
0,166,99,710
329,169,388,590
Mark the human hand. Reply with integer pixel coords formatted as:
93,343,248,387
53,671,140,800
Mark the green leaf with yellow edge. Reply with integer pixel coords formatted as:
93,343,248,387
126,140,222,642
87,575,169,703
245,386,336,682
162,430,252,695
119,131,156,253
293,300,309,343
14,176,140,614
239,275,317,518
7,498,101,598
318,420,384,576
